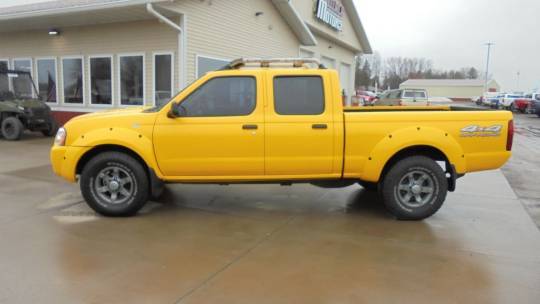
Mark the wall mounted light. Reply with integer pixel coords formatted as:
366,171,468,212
48,29,60,36
255,12,264,17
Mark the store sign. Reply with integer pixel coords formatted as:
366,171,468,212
315,0,344,31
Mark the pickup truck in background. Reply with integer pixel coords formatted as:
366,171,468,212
373,89,429,106
50,58,513,220
499,93,524,110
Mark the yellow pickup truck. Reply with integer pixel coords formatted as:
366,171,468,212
50,58,513,220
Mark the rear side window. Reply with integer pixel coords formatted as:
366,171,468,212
179,76,256,117
403,91,426,98
273,76,324,115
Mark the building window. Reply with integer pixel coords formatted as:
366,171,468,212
273,76,324,115
90,56,112,105
62,57,84,104
179,77,256,117
153,53,173,107
0,60,8,94
36,59,57,103
196,55,229,79
13,59,33,98
119,55,144,106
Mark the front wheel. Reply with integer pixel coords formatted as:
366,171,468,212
381,156,448,220
1,116,24,140
80,152,149,217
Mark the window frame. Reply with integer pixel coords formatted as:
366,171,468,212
12,57,35,98
0,59,10,92
60,55,86,106
177,75,257,118
35,57,59,104
152,51,175,107
88,54,114,107
272,75,326,116
117,53,146,107
195,54,230,79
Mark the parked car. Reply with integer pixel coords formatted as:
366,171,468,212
357,90,376,105
499,93,523,110
481,92,500,107
373,89,429,106
0,69,57,140
527,95,540,117
517,93,540,114
51,57,514,220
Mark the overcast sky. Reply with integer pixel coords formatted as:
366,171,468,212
355,0,540,92
1,0,538,91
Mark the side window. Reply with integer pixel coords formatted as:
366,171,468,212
179,76,256,117
273,76,324,115
403,91,414,98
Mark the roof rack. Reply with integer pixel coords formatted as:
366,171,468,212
223,58,325,70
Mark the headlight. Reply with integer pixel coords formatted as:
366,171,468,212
54,127,67,146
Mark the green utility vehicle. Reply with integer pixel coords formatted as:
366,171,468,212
0,69,57,140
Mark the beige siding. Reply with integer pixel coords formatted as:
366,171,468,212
299,34,356,101
0,19,178,109
162,0,301,85
291,0,362,51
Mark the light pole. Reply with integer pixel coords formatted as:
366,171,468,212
484,42,494,92
516,71,520,92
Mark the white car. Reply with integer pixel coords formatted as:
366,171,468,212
499,93,523,110
482,92,500,106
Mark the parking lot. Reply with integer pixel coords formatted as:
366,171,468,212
1,110,540,303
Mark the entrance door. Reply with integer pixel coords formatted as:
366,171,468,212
153,73,264,178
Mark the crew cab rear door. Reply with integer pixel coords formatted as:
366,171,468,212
264,70,336,177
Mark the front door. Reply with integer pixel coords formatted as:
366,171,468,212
264,71,336,177
153,73,264,178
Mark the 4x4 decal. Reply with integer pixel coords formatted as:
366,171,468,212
460,125,502,137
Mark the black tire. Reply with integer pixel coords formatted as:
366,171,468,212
381,156,448,220
1,116,24,141
80,152,149,217
41,119,58,137
509,103,515,112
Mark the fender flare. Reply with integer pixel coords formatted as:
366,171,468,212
360,126,466,182
71,127,162,178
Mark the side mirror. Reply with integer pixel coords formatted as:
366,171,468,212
167,103,187,118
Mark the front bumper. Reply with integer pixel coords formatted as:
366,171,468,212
50,145,92,182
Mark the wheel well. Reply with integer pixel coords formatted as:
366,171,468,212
380,145,451,180
76,145,149,176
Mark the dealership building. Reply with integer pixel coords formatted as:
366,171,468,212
0,0,371,124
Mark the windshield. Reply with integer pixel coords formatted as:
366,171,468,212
0,71,36,101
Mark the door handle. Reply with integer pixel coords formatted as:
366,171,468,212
242,124,258,130
312,124,328,129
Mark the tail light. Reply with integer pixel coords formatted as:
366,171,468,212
506,120,514,151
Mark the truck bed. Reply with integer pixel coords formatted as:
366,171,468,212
342,107,512,182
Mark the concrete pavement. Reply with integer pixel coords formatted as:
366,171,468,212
0,134,539,303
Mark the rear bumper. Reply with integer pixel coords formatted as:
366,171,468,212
50,145,92,182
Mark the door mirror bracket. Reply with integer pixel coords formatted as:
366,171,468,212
167,103,187,118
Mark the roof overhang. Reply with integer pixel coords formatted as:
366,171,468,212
341,0,372,54
0,0,172,33
271,0,317,46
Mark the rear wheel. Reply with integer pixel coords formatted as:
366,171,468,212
41,120,58,137
381,156,448,220
80,152,149,217
1,116,24,141
509,102,515,112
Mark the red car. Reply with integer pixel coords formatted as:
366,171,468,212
515,93,540,113
356,90,376,105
